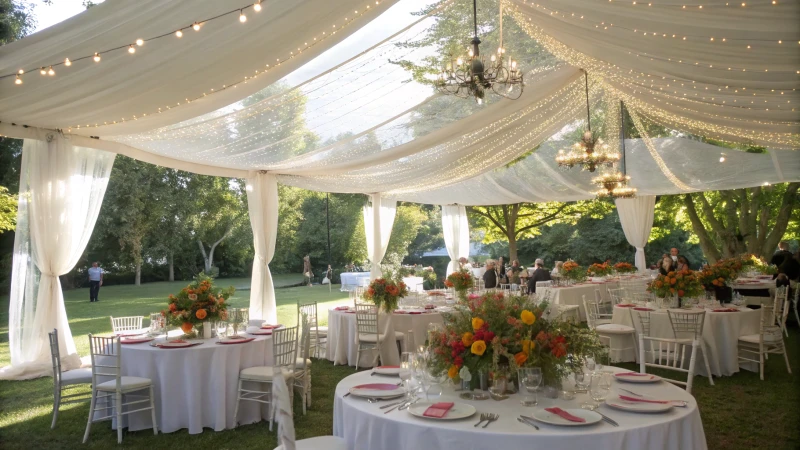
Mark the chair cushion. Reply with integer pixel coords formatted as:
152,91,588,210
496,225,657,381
359,332,405,343
274,436,348,450
739,333,783,344
295,358,312,369
60,368,92,386
95,376,152,392
596,323,635,334
240,366,294,382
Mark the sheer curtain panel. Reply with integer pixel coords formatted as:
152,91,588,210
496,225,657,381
363,194,397,280
1,136,114,380
246,172,279,324
441,205,470,276
615,195,656,272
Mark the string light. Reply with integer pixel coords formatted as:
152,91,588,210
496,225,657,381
47,66,55,76
39,67,46,75
239,10,247,22
175,30,183,38
17,69,23,74
192,22,201,31
15,75,22,85
93,52,101,62
136,38,144,46
253,1,262,12
64,58,71,66
128,45,136,54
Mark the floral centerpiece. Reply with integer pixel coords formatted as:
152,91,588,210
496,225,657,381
428,292,605,390
613,262,637,274
560,261,587,284
587,262,613,278
647,269,704,306
363,277,408,313
739,253,776,275
444,269,474,302
162,272,235,336
698,259,741,302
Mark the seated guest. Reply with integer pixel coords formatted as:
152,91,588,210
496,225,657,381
526,259,552,294
776,273,790,289
483,259,497,289
659,255,674,276
459,257,473,271
551,261,563,275
777,250,799,282
507,260,524,289
676,255,690,272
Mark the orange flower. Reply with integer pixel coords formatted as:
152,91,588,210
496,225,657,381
655,280,663,288
196,309,208,320
462,332,474,346
677,290,685,297
670,278,677,285
520,310,536,325
514,351,528,366
169,303,177,312
471,340,487,356
181,322,194,334
448,365,459,379
472,317,485,330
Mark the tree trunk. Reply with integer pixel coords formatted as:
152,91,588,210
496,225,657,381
135,262,141,286
168,250,175,282
683,195,722,263
508,236,518,263
197,239,211,272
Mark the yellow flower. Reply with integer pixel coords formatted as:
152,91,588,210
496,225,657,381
448,365,459,379
520,310,536,326
471,340,487,356
521,339,534,354
472,317,485,331
462,332,474,347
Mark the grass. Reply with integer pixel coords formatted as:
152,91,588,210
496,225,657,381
0,278,798,449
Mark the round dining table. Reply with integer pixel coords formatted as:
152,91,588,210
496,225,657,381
117,335,273,434
333,367,706,450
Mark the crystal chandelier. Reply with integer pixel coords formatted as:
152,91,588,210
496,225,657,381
435,0,523,103
593,100,637,199
556,70,620,172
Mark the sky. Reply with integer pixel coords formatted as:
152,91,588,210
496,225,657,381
31,0,103,32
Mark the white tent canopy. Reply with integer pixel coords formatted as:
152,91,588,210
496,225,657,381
0,0,798,379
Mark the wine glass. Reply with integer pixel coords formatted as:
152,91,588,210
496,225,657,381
517,368,540,406
399,352,413,400
585,356,597,374
589,372,612,407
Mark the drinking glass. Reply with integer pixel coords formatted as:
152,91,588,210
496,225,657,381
489,375,508,399
399,352,413,399
585,357,596,374
573,371,589,393
517,368,540,406
589,372,612,407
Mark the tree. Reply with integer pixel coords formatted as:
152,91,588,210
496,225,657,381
188,176,248,274
0,0,35,45
0,186,15,233
682,183,800,262
148,169,193,281
382,202,428,269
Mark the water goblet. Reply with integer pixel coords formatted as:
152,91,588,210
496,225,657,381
517,368,540,406
573,371,589,394
589,372,612,407
585,357,596,374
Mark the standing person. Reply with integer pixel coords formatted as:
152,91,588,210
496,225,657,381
526,259,552,294
482,260,498,289
497,257,507,284
88,262,103,302
303,255,314,287
771,241,793,267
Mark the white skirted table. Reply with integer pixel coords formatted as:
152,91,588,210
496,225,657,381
539,281,618,321
333,367,706,450
326,308,444,367
118,335,273,434
731,277,776,305
340,272,372,291
611,305,761,376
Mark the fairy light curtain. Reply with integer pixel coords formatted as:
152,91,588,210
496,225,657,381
363,194,397,280
442,205,470,275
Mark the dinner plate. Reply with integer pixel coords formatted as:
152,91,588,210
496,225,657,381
120,337,154,344
407,402,476,420
529,408,602,426
373,366,402,375
605,397,673,413
218,337,255,344
248,329,274,335
348,383,405,399
614,372,662,383
116,330,148,337
158,341,194,348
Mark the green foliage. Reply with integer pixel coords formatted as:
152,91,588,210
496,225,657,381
163,272,234,327
0,186,15,233
0,0,35,45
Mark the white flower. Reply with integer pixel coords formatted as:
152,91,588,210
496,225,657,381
459,366,472,382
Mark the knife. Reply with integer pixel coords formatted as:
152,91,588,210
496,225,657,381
518,416,539,430
594,409,619,427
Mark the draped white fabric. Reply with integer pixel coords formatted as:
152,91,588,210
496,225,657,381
615,195,656,273
441,205,470,275
246,172,279,323
0,137,114,380
363,194,397,280
272,366,296,450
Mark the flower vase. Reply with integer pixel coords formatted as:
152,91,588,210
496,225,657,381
457,290,468,304
195,321,213,339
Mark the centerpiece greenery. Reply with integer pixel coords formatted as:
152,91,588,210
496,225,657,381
444,269,474,303
613,262,637,274
587,262,613,277
363,277,408,313
647,269,705,305
559,261,587,284
739,253,777,275
162,272,235,335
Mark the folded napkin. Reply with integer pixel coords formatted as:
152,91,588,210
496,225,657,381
334,306,350,311
713,308,739,312
353,383,401,390
261,324,282,329
393,310,408,314
423,402,455,418
169,339,187,344
408,311,423,315
633,307,654,311
619,395,669,404
616,304,636,308
544,407,585,423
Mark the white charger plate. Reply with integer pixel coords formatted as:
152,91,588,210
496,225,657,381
605,397,673,413
348,384,405,399
529,408,603,426
159,341,194,348
373,366,402,375
614,373,662,383
407,402,476,420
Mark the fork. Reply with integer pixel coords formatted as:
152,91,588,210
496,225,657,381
482,413,499,428
474,413,488,427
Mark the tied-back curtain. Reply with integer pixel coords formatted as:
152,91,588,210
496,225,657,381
363,193,397,280
615,195,656,273
441,205,470,276
1,137,114,380
246,172,279,324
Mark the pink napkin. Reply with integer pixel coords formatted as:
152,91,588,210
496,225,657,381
633,307,654,311
615,372,655,379
335,306,350,311
408,311,423,315
219,337,255,344
423,402,454,418
616,304,636,308
545,407,585,423
713,308,739,312
353,383,401,390
619,395,669,404
120,337,153,344
393,310,408,314
261,324,282,329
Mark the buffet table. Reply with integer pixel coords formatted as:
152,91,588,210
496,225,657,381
333,367,706,450
340,272,371,291
117,335,273,434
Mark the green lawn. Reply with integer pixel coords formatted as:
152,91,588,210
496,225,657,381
0,279,798,449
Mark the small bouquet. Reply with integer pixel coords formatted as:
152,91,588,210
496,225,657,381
698,260,739,289
363,278,408,313
613,262,637,274
647,269,704,299
445,270,474,291
162,272,235,334
560,261,587,283
587,262,613,277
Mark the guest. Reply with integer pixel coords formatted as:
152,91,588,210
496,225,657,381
483,259,498,289
459,257,473,271
777,250,800,282
526,259,552,294
88,262,104,303
507,260,524,289
659,255,674,276
346,262,355,272
497,257,508,284
676,255,690,272
776,273,791,289
771,241,793,267
303,255,313,287
551,261,563,276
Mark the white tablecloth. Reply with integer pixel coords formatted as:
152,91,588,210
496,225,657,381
333,367,706,450
341,272,371,291
471,267,486,279
611,306,761,376
119,336,273,434
539,282,618,321
326,309,443,367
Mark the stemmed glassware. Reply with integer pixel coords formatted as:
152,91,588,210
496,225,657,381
229,308,248,337
149,313,165,338
584,372,611,410
399,352,414,400
517,368,542,406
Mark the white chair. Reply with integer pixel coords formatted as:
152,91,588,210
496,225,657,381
294,317,312,414
535,280,553,291
792,285,800,330
773,286,790,337
583,295,637,363
620,278,648,300
271,362,347,450
83,334,157,444
354,303,404,371
607,287,626,306
738,303,792,381
49,329,92,429
109,316,143,334
234,325,298,431
298,301,327,358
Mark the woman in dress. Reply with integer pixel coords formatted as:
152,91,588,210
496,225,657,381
551,261,563,276
303,255,314,287
676,255,690,272
659,255,674,276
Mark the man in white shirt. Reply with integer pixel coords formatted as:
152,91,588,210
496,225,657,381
88,262,104,302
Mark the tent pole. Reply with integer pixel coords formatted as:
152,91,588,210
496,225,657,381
620,100,627,176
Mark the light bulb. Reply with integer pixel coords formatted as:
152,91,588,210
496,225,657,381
719,156,726,162
175,30,183,38
128,45,136,54
18,69,24,74
239,10,247,22
136,38,144,46
64,58,71,66
93,52,101,62
254,1,262,11
48,66,55,76
40,67,46,75
193,22,201,31
15,75,22,85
